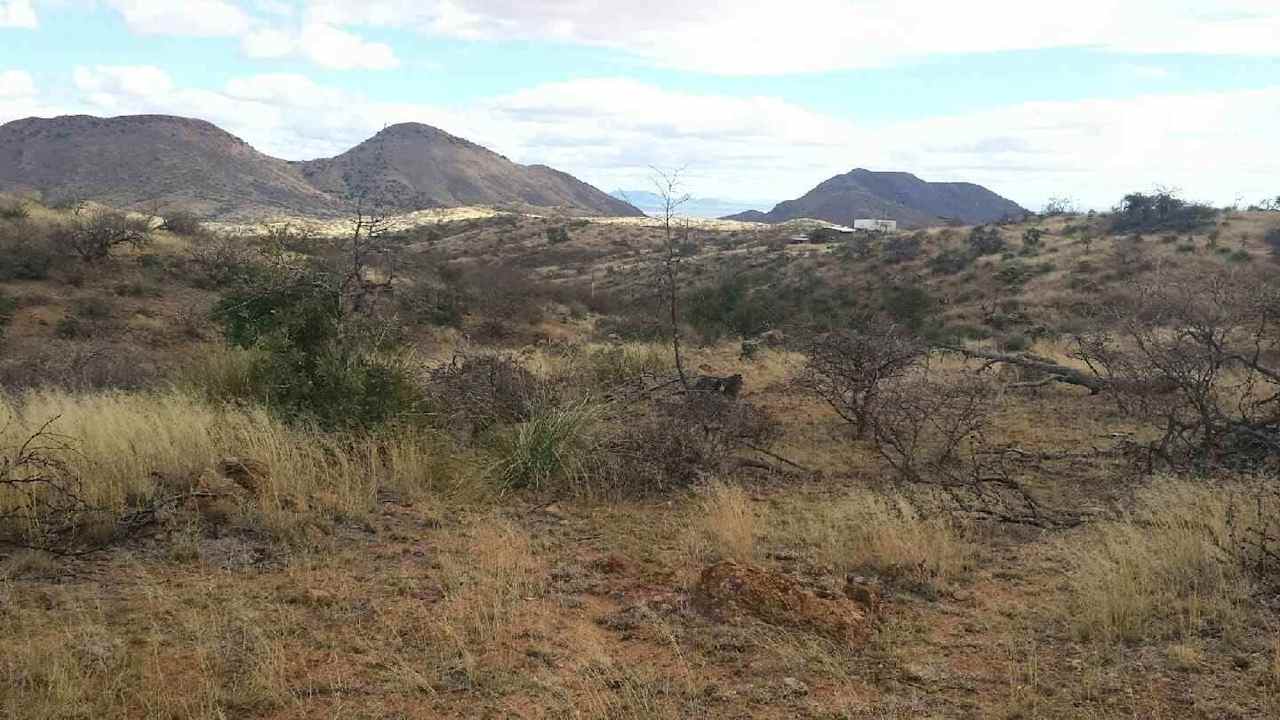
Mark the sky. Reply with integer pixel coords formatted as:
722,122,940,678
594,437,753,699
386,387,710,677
1,1,1279,211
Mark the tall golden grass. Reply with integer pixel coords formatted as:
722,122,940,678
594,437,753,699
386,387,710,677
1068,478,1265,644
768,488,974,586
0,388,472,541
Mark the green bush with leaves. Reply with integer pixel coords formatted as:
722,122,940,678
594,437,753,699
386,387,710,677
685,275,781,341
211,264,421,429
967,226,1006,257
1110,190,1216,233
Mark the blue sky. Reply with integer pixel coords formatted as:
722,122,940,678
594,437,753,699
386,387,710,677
2,0,1279,211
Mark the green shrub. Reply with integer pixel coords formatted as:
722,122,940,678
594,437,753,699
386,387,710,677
1110,191,1216,233
545,226,571,244
0,199,30,221
212,267,422,429
685,275,781,341
493,402,601,491
883,234,923,263
881,284,936,334
929,247,972,275
968,226,1006,257
0,223,60,281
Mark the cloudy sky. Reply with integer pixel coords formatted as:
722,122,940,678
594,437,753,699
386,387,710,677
2,0,1279,210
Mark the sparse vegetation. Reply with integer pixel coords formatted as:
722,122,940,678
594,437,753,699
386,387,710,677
5,197,1280,719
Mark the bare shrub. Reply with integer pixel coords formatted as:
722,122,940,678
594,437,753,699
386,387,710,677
426,354,553,438
159,210,204,236
0,417,101,553
57,209,151,262
1073,269,1280,474
602,393,781,494
799,314,924,438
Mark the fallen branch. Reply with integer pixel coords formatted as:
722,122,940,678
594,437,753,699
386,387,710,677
941,346,1108,394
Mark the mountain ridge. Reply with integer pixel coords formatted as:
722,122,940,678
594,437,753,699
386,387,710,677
723,168,1026,228
0,115,641,220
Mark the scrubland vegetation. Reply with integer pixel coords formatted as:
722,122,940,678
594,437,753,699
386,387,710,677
2,190,1280,718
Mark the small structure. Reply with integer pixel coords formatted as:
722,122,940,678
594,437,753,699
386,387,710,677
853,218,898,232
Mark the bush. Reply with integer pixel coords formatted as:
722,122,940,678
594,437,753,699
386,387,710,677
1110,190,1217,234
544,225,571,244
967,226,1006,257
211,266,422,429
883,233,923,263
881,284,936,334
685,275,781,341
57,209,151,262
159,210,204,236
0,199,30,221
493,401,602,491
0,224,59,281
1265,227,1280,260
929,247,972,275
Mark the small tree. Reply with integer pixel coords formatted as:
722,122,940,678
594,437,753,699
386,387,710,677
800,313,924,438
59,209,151,262
967,226,1006,256
651,168,694,391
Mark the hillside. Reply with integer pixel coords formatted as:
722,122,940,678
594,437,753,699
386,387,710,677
3,194,1280,718
297,123,641,216
0,116,641,220
0,115,342,221
726,168,1027,228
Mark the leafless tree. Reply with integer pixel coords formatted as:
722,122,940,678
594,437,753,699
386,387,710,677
1073,269,1280,473
800,313,925,438
59,208,151,262
651,168,693,391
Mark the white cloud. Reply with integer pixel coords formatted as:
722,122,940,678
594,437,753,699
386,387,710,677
106,0,252,37
243,22,399,69
302,0,1280,75
0,69,36,97
293,23,398,69
0,0,36,29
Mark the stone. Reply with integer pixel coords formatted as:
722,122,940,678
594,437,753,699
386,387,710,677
695,561,872,646
217,457,270,494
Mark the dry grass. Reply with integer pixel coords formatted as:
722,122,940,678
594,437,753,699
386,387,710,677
768,488,975,587
1067,478,1260,645
685,481,763,565
0,388,472,543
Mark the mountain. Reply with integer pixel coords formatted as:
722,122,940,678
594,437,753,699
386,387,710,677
0,115,341,220
723,169,1026,228
298,123,640,217
609,189,770,219
0,115,641,220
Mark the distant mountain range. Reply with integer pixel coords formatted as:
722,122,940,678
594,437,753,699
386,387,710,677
609,190,770,219
723,169,1026,228
0,115,641,220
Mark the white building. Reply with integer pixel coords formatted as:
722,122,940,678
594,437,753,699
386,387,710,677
853,218,898,232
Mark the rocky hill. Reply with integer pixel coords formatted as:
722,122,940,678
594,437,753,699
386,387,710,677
0,115,640,220
0,115,342,220
725,169,1026,228
297,123,639,217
